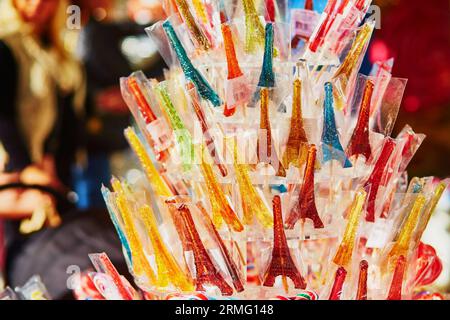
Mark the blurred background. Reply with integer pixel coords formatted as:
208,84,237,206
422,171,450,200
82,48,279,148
0,0,448,298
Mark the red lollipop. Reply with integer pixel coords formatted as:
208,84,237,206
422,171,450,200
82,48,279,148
414,242,443,287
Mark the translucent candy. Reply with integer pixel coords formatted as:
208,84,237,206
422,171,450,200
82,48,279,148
111,179,156,284
257,88,285,176
196,203,245,292
258,23,276,88
321,82,352,168
162,20,221,106
199,155,243,232
333,189,367,267
243,0,265,53
171,203,234,295
230,139,273,228
328,267,347,300
387,255,406,300
363,137,396,222
139,205,194,291
263,195,307,291
155,82,194,170
174,0,211,51
356,260,368,300
124,128,173,198
389,194,426,261
286,144,324,229
282,78,309,169
187,82,228,176
222,23,243,80
333,22,375,88
346,80,374,161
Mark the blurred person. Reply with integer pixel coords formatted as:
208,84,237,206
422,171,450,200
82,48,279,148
71,0,166,208
0,0,127,298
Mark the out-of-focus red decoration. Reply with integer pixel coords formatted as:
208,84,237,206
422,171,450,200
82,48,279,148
263,196,307,290
363,138,396,222
404,96,420,113
328,267,347,300
387,255,406,300
369,39,390,63
373,0,450,111
414,242,443,287
286,144,324,229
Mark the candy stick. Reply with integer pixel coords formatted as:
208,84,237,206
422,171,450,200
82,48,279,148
346,80,374,161
101,186,132,263
332,22,374,92
199,146,243,232
388,194,426,261
413,182,447,244
258,23,276,88
321,82,352,168
174,0,211,51
222,23,244,80
192,0,209,25
305,0,314,11
363,137,396,222
155,82,194,171
196,202,245,292
229,138,273,228
257,87,286,176
111,179,156,284
286,144,324,229
127,76,158,123
308,0,338,53
125,74,172,161
165,198,192,252
221,23,251,117
265,0,275,22
380,186,396,219
217,0,228,23
162,20,221,106
243,0,265,53
139,205,194,291
328,266,347,300
89,253,134,300
282,77,309,169
356,260,368,300
387,255,406,300
187,82,228,176
333,189,367,267
263,195,307,291
124,127,173,198
175,203,234,295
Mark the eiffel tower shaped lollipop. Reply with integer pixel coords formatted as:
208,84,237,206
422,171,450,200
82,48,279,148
162,20,221,107
175,203,234,295
321,82,352,168
263,195,307,290
286,144,324,229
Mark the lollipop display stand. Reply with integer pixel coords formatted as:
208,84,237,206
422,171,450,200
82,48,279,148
75,0,448,300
